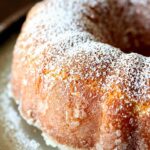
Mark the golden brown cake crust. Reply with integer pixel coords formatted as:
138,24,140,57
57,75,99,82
11,0,150,149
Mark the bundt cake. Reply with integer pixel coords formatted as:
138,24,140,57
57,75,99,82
11,0,150,149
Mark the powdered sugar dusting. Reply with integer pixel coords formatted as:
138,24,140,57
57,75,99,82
15,0,149,101
12,0,150,149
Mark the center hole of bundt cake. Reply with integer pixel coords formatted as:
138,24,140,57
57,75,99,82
86,2,150,57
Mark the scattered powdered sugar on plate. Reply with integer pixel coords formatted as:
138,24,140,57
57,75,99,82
0,89,40,150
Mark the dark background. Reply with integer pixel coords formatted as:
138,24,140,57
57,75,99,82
0,0,33,22
0,0,39,43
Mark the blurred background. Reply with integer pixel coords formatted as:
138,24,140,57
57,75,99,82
0,0,39,42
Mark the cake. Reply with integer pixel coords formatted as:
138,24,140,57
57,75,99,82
11,0,150,149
